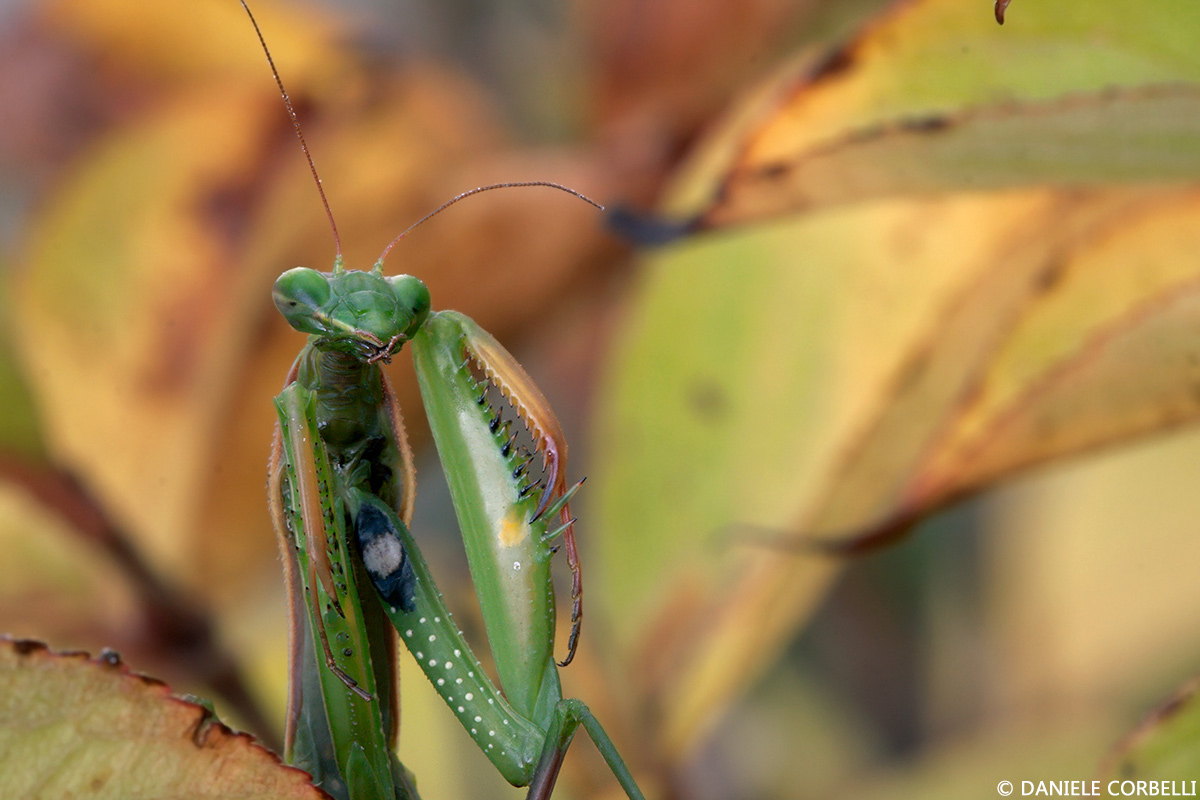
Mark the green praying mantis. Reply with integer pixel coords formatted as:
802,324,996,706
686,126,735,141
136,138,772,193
243,3,646,799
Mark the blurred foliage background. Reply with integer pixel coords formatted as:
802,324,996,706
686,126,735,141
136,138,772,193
3,0,1200,797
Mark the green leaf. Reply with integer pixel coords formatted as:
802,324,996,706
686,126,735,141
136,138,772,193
1103,675,1200,781
594,0,1200,762
596,186,1200,753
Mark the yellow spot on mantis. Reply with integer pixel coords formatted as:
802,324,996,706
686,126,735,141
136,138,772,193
497,506,527,548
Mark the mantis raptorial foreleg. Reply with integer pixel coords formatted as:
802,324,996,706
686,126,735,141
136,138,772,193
352,489,643,800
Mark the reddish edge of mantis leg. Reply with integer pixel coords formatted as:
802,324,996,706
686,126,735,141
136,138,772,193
461,330,584,667
268,427,306,754
381,374,417,526
269,363,306,753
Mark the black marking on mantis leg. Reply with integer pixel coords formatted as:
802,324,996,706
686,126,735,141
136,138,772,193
513,453,536,480
355,503,417,614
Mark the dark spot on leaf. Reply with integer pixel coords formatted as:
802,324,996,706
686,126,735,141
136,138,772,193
810,46,855,81
1035,261,1066,294
140,292,206,395
900,115,952,133
687,379,729,423
199,181,256,254
759,161,791,180
893,352,930,395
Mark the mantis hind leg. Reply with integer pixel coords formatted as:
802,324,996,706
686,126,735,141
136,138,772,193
526,699,645,800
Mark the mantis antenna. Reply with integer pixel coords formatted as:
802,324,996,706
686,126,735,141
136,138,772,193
376,182,605,267
240,2,604,271
239,0,343,259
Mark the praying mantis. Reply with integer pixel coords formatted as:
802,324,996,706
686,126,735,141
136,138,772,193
245,3,645,799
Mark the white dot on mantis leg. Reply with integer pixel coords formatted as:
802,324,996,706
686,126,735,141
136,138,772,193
489,731,495,737
419,617,427,623
474,715,482,722
465,692,474,701
434,616,441,623
468,671,474,677
428,634,436,642
454,649,461,657
503,720,509,725
457,706,465,713
405,630,413,637
488,698,494,705
513,561,521,570
415,652,424,660
455,678,462,685
471,728,477,735
444,662,454,669
437,678,445,686
488,744,494,750
428,659,438,667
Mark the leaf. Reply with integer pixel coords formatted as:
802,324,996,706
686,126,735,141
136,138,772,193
0,638,327,799
591,0,1200,767
14,79,285,586
664,0,1200,228
1103,674,1200,781
595,184,1200,756
811,188,1200,549
0,484,139,656
699,85,1200,228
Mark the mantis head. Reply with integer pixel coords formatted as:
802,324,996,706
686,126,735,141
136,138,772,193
273,266,431,363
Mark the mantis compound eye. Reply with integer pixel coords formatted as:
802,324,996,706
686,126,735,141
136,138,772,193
274,267,332,334
387,274,432,339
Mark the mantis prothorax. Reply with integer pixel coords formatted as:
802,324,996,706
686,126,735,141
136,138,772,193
244,3,645,799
